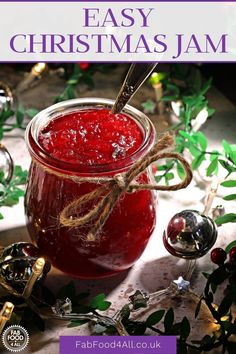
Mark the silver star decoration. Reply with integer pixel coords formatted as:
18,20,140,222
173,276,190,292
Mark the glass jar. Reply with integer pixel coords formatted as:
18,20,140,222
25,98,157,278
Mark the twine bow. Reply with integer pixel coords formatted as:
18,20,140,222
54,132,192,241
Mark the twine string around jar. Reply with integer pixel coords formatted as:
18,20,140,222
39,132,193,241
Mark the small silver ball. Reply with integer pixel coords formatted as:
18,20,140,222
163,210,218,259
0,82,13,113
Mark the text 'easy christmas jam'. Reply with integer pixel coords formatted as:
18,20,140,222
8,8,228,59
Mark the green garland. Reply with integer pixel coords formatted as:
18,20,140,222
0,239,236,353
150,64,236,226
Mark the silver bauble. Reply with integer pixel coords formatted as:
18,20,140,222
163,210,217,259
0,82,13,113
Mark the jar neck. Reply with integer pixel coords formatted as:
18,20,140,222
25,98,156,176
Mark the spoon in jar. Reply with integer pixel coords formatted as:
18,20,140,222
111,63,157,114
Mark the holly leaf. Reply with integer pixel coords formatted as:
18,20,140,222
222,139,233,156
215,213,236,225
178,130,194,143
89,294,111,311
195,131,207,151
218,160,236,174
200,77,212,95
195,299,202,318
191,154,205,170
206,157,218,177
221,180,236,188
128,322,147,335
223,194,236,201
146,310,165,327
180,316,191,339
16,105,25,127
200,335,215,350
225,241,236,253
164,308,174,333
177,342,188,354
12,165,28,184
218,294,233,317
208,267,229,286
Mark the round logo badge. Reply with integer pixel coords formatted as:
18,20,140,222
2,325,29,352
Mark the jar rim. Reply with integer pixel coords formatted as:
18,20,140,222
25,98,156,175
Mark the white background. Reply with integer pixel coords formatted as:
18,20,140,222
0,2,236,62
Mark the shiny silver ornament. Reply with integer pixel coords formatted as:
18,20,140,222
0,143,14,184
0,242,50,292
163,210,218,259
0,81,13,113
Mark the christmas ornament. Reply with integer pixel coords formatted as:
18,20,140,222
210,247,227,265
79,62,90,70
0,81,13,113
163,210,218,259
0,242,50,293
0,143,14,184
229,247,236,263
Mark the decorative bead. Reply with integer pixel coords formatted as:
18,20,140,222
211,248,227,265
0,82,13,113
0,242,51,292
163,210,218,259
173,276,190,292
79,63,90,70
229,247,236,263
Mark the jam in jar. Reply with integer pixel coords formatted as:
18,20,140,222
25,98,157,278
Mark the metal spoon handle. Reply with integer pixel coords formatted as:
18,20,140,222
111,63,157,114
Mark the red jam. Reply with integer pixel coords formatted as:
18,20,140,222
38,109,143,165
25,107,156,278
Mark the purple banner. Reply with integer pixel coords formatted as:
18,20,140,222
60,336,177,354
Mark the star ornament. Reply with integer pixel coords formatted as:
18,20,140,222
173,276,190,292
141,99,156,114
